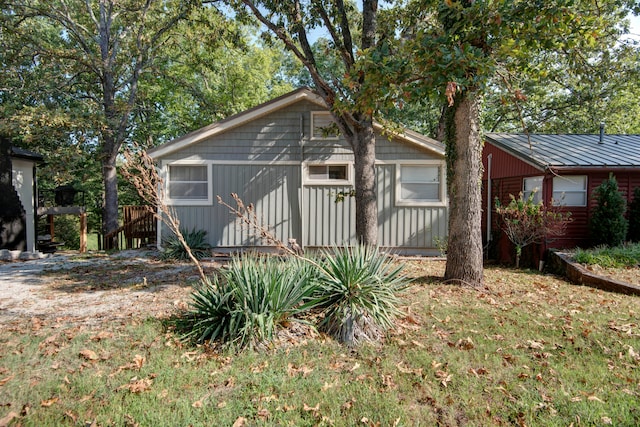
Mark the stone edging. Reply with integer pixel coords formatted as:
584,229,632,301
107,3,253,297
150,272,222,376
547,251,640,296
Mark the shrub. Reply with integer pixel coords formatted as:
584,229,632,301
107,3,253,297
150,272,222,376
161,228,211,261
627,187,640,243
495,191,570,268
590,174,627,247
181,254,317,349
310,245,410,346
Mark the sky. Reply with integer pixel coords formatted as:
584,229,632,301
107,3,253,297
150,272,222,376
627,13,640,42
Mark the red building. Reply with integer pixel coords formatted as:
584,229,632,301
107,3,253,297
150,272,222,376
482,132,640,266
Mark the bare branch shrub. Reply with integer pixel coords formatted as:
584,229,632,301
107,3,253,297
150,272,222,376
495,191,571,268
121,147,207,281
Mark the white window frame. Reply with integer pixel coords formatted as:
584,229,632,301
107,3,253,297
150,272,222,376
310,111,339,140
395,161,447,207
523,176,543,204
303,161,353,186
552,175,587,207
163,161,212,206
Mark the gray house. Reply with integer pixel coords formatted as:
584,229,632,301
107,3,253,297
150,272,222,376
148,88,447,255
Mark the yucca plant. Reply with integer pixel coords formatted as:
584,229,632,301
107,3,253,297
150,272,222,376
161,228,211,261
311,245,410,346
182,254,317,349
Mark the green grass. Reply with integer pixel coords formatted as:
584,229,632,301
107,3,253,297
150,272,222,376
573,243,640,268
1,262,639,426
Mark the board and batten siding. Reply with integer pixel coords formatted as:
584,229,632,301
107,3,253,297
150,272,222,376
376,164,447,250
303,185,356,246
155,98,446,253
168,164,301,248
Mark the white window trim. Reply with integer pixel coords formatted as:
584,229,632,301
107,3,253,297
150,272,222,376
523,175,544,204
302,161,353,186
310,111,340,140
162,160,213,206
552,175,588,207
395,161,447,207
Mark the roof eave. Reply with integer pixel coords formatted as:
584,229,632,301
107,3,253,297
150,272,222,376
10,146,44,163
484,135,547,172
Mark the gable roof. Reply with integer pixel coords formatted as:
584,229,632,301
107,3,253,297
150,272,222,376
485,133,640,170
148,87,444,159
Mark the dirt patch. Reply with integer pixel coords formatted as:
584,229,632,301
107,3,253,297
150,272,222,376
0,250,223,328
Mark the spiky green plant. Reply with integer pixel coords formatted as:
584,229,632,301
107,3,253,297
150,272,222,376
311,245,410,346
182,254,317,349
161,228,211,261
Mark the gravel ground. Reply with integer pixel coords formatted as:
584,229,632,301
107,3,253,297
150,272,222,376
0,250,216,327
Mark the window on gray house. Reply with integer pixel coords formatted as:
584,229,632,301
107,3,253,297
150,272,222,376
168,165,208,200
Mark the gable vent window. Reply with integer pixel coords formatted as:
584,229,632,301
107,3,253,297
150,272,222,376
553,175,587,207
167,164,211,205
304,163,351,185
311,112,339,139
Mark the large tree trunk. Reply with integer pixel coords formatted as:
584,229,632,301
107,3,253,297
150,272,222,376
102,140,119,249
444,91,484,286
351,123,378,246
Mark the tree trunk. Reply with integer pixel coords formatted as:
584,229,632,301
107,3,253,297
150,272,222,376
444,91,484,286
351,122,378,246
102,137,120,249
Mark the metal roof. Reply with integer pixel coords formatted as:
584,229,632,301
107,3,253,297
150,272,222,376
485,133,640,169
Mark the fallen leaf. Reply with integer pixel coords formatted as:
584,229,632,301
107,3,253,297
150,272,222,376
342,398,356,411
527,340,545,350
601,417,613,425
457,337,475,350
303,402,320,415
79,349,99,361
257,408,270,420
40,397,59,407
0,375,14,387
251,361,269,373
90,331,113,342
381,374,397,389
435,370,452,387
79,392,95,402
119,377,153,393
287,363,313,377
411,340,425,348
232,417,247,427
132,354,145,369
64,410,77,423
124,414,139,427
31,317,44,331
0,411,18,427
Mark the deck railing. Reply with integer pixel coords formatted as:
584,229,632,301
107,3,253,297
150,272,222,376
103,205,156,250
